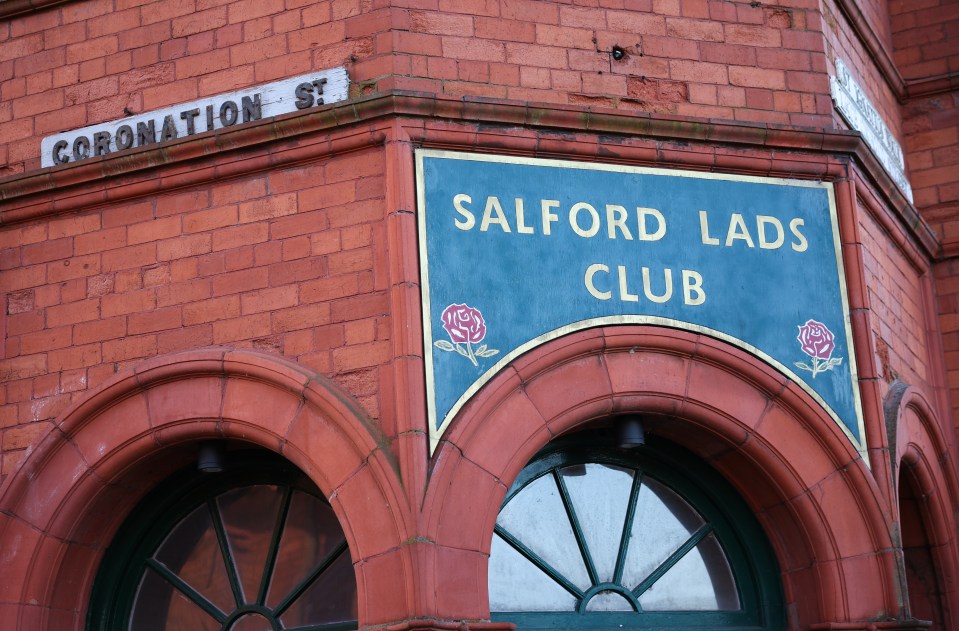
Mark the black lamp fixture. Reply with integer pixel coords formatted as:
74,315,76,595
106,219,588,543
615,415,647,449
197,441,226,473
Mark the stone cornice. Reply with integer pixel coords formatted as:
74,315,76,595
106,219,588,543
0,0,69,19
0,90,939,259
381,620,514,631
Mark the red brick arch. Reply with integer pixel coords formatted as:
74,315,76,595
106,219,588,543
425,325,902,628
0,348,412,631
886,384,959,627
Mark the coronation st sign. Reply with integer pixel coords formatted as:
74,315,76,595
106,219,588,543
417,150,866,458
41,67,348,168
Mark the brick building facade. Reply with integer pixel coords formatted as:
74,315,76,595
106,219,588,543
1,0,958,630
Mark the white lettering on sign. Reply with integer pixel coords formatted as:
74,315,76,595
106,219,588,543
830,59,913,203
450,193,816,308
41,67,349,168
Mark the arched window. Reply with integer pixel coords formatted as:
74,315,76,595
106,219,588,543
88,450,357,631
899,465,947,627
489,433,784,630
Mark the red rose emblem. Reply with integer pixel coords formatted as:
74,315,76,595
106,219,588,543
795,319,843,379
435,303,499,367
797,319,835,360
441,303,486,345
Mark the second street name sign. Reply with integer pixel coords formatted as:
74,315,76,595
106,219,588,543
417,150,865,458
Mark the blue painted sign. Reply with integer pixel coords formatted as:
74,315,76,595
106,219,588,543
417,150,864,457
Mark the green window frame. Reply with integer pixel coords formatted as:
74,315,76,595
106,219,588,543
87,452,358,631
489,434,785,631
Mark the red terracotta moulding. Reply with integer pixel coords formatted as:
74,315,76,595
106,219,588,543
834,176,863,244
712,149,774,176
905,72,959,100
0,92,848,210
0,91,936,259
809,622,932,630
0,349,420,630
426,324,905,624
0,0,70,18
385,618,516,631
854,170,937,269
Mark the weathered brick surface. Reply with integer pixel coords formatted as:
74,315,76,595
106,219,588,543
0,3,955,595
891,0,959,431
0,0,839,176
891,0,959,83
893,1,959,212
0,146,388,466
936,259,959,417
859,204,931,396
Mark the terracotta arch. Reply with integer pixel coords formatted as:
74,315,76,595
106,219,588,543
0,348,413,631
885,383,959,627
424,325,901,628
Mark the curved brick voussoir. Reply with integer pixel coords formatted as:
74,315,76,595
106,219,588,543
0,348,407,631
428,325,900,626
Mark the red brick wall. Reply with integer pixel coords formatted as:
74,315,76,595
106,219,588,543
890,0,959,83
0,0,377,176
375,0,832,127
1,2,958,627
859,201,932,396
1,0,951,465
859,0,893,51
0,146,388,481
933,253,959,427
902,93,959,211
892,1,959,438
1,0,840,178
913,87,959,424
893,0,959,211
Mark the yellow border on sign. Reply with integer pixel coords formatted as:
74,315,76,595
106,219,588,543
415,149,867,465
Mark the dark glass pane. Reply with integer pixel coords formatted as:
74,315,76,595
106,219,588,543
153,504,235,614
129,567,220,631
217,485,284,604
279,547,357,627
228,612,273,631
268,490,347,608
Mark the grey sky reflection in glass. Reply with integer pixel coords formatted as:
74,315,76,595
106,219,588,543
489,463,740,613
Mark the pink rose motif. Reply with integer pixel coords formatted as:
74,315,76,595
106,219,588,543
797,319,835,360
435,303,499,367
441,303,486,345
794,319,842,379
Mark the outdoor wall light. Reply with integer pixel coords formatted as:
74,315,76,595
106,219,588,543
197,441,226,473
616,415,646,449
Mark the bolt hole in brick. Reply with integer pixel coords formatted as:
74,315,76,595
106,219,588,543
767,9,792,29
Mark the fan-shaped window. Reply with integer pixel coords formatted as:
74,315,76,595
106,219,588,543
88,452,357,631
489,436,783,630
